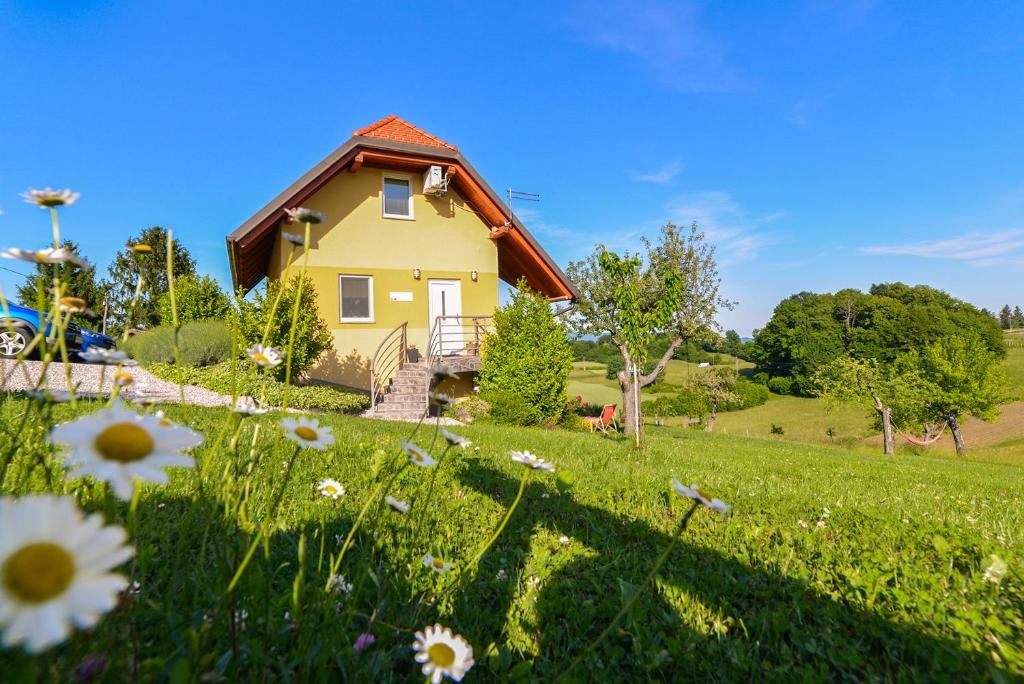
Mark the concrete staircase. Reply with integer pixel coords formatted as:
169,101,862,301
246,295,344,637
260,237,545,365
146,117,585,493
363,362,428,421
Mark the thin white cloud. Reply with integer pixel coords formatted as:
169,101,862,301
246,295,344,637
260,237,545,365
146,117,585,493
564,0,740,93
634,162,683,184
667,191,781,263
861,229,1024,265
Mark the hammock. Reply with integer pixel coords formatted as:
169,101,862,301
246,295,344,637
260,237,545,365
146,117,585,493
899,423,945,447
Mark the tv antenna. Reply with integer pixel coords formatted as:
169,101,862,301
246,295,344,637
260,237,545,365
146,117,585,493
507,187,540,223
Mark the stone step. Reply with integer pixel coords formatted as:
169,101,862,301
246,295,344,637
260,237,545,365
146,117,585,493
378,399,427,410
376,404,427,414
390,377,427,388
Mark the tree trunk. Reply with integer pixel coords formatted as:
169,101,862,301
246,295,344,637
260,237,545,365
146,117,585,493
618,336,684,437
872,394,894,455
947,413,966,456
705,399,718,432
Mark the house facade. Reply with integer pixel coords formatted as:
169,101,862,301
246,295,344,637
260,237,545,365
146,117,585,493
226,116,576,410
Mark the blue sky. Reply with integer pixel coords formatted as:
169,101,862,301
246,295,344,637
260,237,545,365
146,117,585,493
2,1,1023,335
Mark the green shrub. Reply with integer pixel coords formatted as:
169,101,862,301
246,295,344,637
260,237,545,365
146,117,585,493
478,281,574,426
767,376,794,395
770,423,785,435
752,372,769,385
453,395,489,423
146,362,369,413
123,321,231,367
721,379,770,411
237,274,333,381
157,274,230,324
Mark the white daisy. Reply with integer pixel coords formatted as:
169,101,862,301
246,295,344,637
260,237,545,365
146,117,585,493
58,297,87,314
0,495,133,653
402,441,437,468
385,495,409,514
412,624,475,683
423,554,452,574
440,429,471,449
428,364,459,385
77,348,133,365
671,479,731,514
231,396,267,416
1,247,89,268
510,450,554,473
50,402,203,500
327,574,353,595
318,478,344,500
283,207,325,224
279,416,334,451
246,343,283,368
983,555,1008,585
282,232,305,246
21,187,79,208
26,389,72,403
112,371,134,387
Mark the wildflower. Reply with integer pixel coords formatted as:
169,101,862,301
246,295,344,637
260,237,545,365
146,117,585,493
73,652,110,683
1,246,89,268
113,371,134,387
558,535,570,544
671,479,731,514
282,231,305,246
0,496,133,652
50,402,202,500
78,348,133,365
26,389,71,403
816,520,826,529
798,519,809,529
402,441,437,468
429,392,453,408
429,364,459,385
510,450,554,472
280,416,335,451
59,297,87,313
21,187,79,208
354,632,376,653
246,343,283,368
385,495,409,514
983,555,1008,585
129,244,152,254
495,568,507,581
328,574,353,595
283,207,325,224
440,429,471,449
318,478,344,499
423,554,452,574
412,624,474,683
232,396,267,416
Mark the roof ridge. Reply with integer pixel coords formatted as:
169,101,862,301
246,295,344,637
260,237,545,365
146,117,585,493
352,115,458,151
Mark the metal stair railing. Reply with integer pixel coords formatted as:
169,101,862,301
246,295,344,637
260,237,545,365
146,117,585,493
368,321,408,410
426,315,493,371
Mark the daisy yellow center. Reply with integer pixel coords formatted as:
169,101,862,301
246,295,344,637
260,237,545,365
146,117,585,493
3,543,75,603
428,642,456,668
413,453,423,461
324,485,338,494
294,426,318,441
253,353,269,365
35,251,49,262
95,422,155,462
432,558,445,569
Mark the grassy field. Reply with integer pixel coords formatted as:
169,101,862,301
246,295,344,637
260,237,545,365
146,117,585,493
1,399,1021,680
568,356,753,408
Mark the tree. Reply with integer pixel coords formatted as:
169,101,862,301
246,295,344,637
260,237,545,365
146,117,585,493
1013,306,1024,329
156,274,230,324
478,281,574,425
900,333,1008,456
998,305,1013,329
566,222,731,437
813,356,928,455
102,227,196,332
16,239,103,328
689,367,740,433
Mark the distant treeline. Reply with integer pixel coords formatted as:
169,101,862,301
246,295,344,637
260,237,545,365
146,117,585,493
571,330,754,380
748,282,1004,396
992,304,1024,329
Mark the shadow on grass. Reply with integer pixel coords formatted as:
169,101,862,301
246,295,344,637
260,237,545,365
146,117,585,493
452,458,1002,681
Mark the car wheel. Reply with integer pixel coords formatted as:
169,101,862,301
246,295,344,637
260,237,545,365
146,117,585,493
0,327,30,359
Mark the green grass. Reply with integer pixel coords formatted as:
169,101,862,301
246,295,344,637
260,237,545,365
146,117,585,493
2,399,1022,680
569,357,754,408
1002,338,1024,400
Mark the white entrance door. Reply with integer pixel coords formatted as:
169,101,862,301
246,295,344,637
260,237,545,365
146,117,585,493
428,279,463,357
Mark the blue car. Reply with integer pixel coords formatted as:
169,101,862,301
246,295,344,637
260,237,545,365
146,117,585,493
79,326,116,355
0,301,86,359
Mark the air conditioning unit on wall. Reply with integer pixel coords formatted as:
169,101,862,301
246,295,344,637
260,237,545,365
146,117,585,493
423,165,448,196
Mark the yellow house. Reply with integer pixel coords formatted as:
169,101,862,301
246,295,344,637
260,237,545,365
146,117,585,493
226,116,577,418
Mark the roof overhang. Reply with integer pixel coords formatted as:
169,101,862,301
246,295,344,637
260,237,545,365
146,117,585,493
226,136,578,301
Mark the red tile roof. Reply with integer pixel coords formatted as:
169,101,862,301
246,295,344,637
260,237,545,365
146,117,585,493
352,115,458,151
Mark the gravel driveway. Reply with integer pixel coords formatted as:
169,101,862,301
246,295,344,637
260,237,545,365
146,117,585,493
1,359,232,407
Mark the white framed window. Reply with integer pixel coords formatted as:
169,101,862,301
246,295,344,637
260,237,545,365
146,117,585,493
382,174,414,219
339,275,374,323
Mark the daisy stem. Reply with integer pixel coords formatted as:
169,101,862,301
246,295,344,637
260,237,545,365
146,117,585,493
49,206,60,248
411,443,452,543
166,228,184,404
469,469,530,569
227,444,301,593
325,462,408,592
259,246,297,347
553,501,700,683
281,222,311,412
